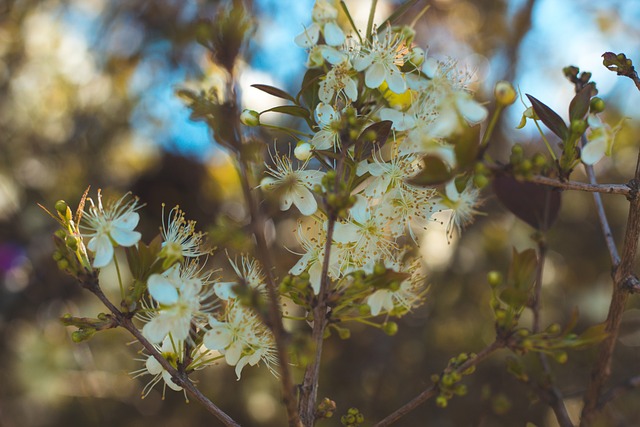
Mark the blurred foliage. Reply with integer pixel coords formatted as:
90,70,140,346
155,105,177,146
2,0,640,426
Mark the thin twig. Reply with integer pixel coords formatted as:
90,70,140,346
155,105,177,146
236,157,302,427
525,174,631,197
581,152,621,266
373,340,504,427
83,274,240,427
580,150,640,426
298,156,347,425
597,374,640,409
530,239,573,427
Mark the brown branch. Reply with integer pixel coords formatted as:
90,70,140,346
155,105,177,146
597,374,640,409
580,150,640,426
530,239,573,427
298,155,347,425
236,156,302,427
82,274,240,427
582,158,621,266
373,340,504,427
525,174,631,197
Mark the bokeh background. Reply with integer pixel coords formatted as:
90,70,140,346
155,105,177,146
2,0,640,426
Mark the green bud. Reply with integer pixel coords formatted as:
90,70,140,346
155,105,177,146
554,351,568,364
52,250,63,261
546,323,561,334
570,119,588,134
54,229,67,239
71,328,96,343
590,97,605,113
55,200,68,215
337,327,351,340
65,235,78,250
494,81,517,106
454,384,468,396
487,271,503,287
57,259,69,271
520,159,532,173
473,174,489,189
240,109,260,126
373,262,386,276
383,321,398,336
436,395,448,408
532,153,547,169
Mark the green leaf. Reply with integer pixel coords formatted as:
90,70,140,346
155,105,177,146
406,155,454,187
378,0,420,30
569,85,592,122
251,84,296,103
297,68,324,112
526,94,569,140
262,105,313,127
573,323,608,348
499,288,530,309
355,120,392,159
453,125,481,171
508,248,537,292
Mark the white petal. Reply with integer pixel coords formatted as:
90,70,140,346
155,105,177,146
422,57,439,78
89,235,114,268
234,355,250,380
315,102,337,125
350,194,370,223
380,108,415,131
322,21,345,46
353,53,373,72
455,95,488,124
142,317,169,344
145,356,163,375
332,222,359,243
280,194,293,211
161,370,183,391
111,227,141,247
148,275,179,305
386,70,407,94
406,72,429,91
289,252,311,275
367,290,393,316
294,24,320,48
204,324,232,350
113,211,139,231
581,138,606,165
292,187,318,216
344,78,358,101
320,46,346,65
318,80,333,103
214,282,236,300
309,261,323,294
225,341,243,366
365,63,386,89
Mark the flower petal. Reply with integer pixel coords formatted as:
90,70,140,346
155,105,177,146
322,21,345,46
386,70,407,94
291,186,318,216
89,235,114,268
294,24,319,48
111,227,141,247
365,63,386,89
148,275,179,305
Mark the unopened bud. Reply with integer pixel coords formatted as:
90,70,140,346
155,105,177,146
55,200,68,215
590,97,605,113
494,81,517,106
294,142,313,161
240,109,260,126
570,119,587,134
409,47,425,67
383,321,398,336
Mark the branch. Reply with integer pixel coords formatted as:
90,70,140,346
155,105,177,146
236,156,302,427
580,150,640,426
373,340,504,427
525,174,631,197
299,155,347,425
82,274,240,427
530,240,573,427
597,374,640,409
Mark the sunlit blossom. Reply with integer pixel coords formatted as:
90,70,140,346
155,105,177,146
81,191,141,268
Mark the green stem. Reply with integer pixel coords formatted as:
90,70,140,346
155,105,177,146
366,0,379,40
112,250,125,299
533,119,558,162
480,105,503,147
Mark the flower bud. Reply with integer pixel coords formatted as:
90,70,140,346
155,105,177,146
294,142,313,161
494,81,517,106
55,200,68,215
382,321,398,336
409,47,425,67
240,109,260,126
590,97,605,113
570,119,587,134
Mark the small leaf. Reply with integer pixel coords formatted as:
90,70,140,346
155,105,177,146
251,84,296,103
406,155,454,187
493,174,561,231
297,68,324,110
569,85,592,122
499,288,530,309
453,125,481,171
378,0,420,29
526,94,569,140
508,248,537,291
356,120,392,159
262,105,313,128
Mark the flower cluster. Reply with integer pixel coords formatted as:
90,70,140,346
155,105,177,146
77,196,277,392
261,0,486,319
